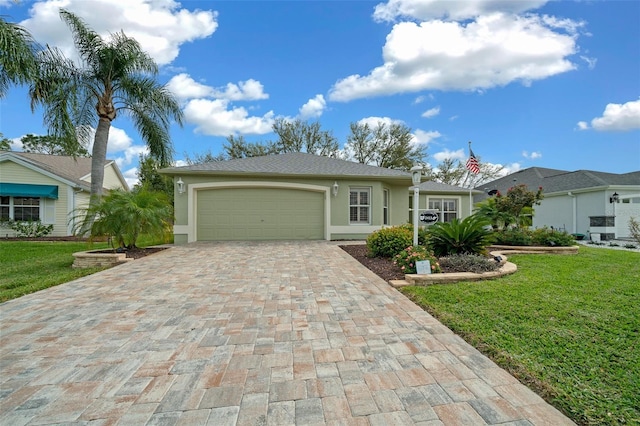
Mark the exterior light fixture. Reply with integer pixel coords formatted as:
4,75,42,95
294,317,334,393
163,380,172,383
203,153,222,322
176,177,186,194
410,165,423,246
609,192,619,203
332,181,339,197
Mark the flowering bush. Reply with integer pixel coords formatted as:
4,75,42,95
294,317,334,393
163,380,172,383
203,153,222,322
366,225,413,258
393,245,441,274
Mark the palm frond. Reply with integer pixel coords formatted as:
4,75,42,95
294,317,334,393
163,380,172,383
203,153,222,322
59,9,105,72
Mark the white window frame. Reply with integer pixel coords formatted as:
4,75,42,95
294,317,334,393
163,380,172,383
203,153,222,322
383,189,389,226
427,197,459,223
0,196,44,222
349,187,371,225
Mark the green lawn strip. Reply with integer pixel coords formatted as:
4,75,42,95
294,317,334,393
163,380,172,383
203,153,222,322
401,247,639,425
0,241,109,302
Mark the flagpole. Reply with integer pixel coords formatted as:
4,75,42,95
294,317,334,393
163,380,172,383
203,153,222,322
468,141,473,217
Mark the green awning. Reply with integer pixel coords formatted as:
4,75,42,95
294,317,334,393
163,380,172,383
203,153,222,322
0,183,59,199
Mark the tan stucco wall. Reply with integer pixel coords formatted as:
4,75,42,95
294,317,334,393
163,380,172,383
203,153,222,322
171,174,413,242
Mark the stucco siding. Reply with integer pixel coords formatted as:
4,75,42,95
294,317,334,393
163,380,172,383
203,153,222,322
172,175,412,242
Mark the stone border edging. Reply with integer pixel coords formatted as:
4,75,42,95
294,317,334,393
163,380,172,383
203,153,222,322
72,250,132,268
389,245,579,288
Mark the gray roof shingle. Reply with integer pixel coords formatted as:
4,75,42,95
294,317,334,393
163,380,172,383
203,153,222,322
474,166,640,201
1,151,117,190
161,152,412,179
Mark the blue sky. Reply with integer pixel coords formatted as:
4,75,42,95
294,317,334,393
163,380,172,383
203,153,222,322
1,0,639,186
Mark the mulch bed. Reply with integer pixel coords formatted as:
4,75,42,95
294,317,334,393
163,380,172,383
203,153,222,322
340,244,406,282
89,247,168,259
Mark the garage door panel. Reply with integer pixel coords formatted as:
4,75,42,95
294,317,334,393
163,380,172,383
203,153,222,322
197,187,324,241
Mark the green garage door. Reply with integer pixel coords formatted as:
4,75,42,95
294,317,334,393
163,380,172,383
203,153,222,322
197,187,325,241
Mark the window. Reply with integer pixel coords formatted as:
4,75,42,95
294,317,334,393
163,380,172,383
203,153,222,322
0,196,41,221
428,198,458,223
350,187,370,224
383,189,389,225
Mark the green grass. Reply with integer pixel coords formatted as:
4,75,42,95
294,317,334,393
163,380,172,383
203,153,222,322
0,241,109,302
401,246,639,425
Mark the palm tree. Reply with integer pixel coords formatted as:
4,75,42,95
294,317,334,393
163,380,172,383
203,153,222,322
0,17,39,98
30,9,183,204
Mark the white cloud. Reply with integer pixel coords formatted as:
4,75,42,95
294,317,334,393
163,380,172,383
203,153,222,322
373,0,547,22
433,148,464,162
576,121,589,131
580,55,597,70
421,106,440,118
586,98,640,132
166,74,268,102
449,115,459,121
298,94,327,119
183,99,275,136
122,167,139,188
20,0,218,65
357,116,404,128
166,73,214,101
412,129,441,145
522,150,542,160
212,79,269,101
329,12,581,101
500,162,522,176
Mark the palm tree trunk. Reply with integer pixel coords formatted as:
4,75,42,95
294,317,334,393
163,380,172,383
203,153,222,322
90,117,111,205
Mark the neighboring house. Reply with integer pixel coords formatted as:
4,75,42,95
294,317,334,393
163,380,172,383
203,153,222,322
160,152,479,243
411,181,481,226
0,151,129,237
475,167,640,240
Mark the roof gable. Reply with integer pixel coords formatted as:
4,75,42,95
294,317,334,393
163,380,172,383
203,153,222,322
161,152,412,179
0,151,128,191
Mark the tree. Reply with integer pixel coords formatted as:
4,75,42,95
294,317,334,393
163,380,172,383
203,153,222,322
20,133,89,156
0,133,12,151
219,120,339,160
223,135,277,159
272,118,339,157
344,121,426,170
0,17,39,98
183,148,228,165
493,184,544,228
30,9,183,206
135,154,174,197
427,157,504,188
73,188,173,249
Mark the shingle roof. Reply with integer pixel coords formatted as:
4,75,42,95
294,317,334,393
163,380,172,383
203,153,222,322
474,166,640,202
161,152,412,179
1,151,116,190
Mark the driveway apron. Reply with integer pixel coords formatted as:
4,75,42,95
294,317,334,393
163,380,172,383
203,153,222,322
0,241,574,425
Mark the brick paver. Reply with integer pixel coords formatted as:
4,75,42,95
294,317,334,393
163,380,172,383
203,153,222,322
0,241,574,425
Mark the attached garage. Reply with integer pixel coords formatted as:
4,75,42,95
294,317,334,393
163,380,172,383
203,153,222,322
196,187,325,241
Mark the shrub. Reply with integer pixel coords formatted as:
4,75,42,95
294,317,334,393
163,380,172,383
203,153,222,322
629,217,640,245
393,245,440,274
366,225,412,258
425,215,494,257
72,188,173,249
0,220,54,237
530,228,577,247
439,254,500,274
493,228,532,246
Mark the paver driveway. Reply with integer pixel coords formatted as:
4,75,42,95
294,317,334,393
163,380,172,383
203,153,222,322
0,241,573,425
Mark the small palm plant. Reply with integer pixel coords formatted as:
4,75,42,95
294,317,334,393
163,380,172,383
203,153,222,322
72,188,173,249
425,215,494,257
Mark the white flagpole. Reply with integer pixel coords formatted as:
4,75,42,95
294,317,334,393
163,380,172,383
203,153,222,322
468,141,473,217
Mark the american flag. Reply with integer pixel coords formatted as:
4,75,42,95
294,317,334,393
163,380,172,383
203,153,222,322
466,148,480,174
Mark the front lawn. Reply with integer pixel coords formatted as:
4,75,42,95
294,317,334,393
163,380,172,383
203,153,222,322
0,241,109,302
402,246,640,425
